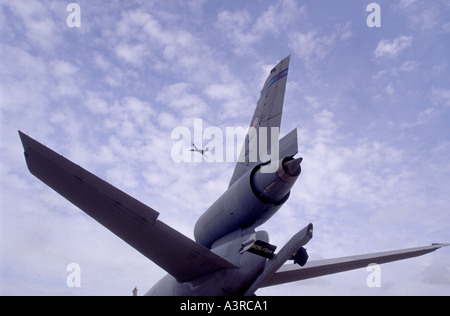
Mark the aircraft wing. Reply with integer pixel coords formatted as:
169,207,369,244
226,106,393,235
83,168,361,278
18,131,237,283
260,243,449,288
229,56,291,187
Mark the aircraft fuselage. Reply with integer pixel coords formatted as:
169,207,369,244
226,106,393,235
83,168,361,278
146,157,302,295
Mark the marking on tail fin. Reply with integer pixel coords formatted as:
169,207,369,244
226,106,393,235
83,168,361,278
260,68,289,97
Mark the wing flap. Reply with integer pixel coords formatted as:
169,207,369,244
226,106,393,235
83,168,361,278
261,244,449,288
19,131,237,282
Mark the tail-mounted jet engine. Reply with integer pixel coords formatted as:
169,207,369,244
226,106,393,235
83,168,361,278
194,157,302,249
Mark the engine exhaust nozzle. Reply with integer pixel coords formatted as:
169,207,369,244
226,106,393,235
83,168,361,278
252,157,302,203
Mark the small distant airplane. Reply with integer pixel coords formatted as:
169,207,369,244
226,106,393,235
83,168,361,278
19,56,448,296
190,144,209,157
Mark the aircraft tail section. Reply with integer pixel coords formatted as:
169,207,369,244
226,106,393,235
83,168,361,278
229,56,291,187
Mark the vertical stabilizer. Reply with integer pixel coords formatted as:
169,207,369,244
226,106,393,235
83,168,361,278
229,56,291,187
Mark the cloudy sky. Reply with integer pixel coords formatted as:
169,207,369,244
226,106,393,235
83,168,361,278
1,0,449,296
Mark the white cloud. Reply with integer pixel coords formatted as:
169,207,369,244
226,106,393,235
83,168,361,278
374,36,413,59
397,0,419,9
410,8,439,31
432,88,450,107
83,91,110,114
386,82,395,96
113,8,209,75
0,45,49,107
393,1,443,31
115,43,149,66
158,112,178,129
101,96,156,142
289,23,352,66
205,83,239,101
156,82,208,117
400,107,435,129
215,10,260,55
216,0,306,55
3,0,61,51
304,96,322,110
443,22,450,33
289,32,328,65
399,60,419,72
51,60,79,77
50,60,81,98
204,82,252,120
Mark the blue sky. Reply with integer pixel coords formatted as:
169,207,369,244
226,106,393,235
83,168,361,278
1,0,449,296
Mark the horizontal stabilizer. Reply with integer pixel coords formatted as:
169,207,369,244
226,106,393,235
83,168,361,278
279,128,298,159
19,131,238,283
261,243,449,288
